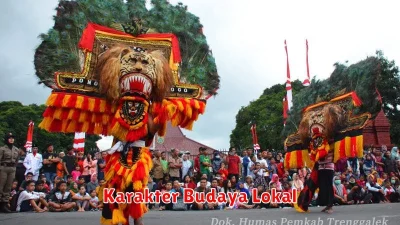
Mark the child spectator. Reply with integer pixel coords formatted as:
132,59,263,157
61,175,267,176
71,165,82,182
159,181,173,211
269,174,282,191
66,175,74,187
253,162,267,190
366,174,386,203
89,189,99,211
77,176,86,189
40,175,51,193
48,181,76,212
384,181,399,202
218,162,228,181
19,172,34,191
182,175,196,189
16,180,48,212
253,185,268,209
244,176,254,193
197,174,211,188
72,186,91,212
10,180,18,197
363,154,375,176
35,180,49,195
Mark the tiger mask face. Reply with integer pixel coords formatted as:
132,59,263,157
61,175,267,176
96,45,173,103
298,104,345,142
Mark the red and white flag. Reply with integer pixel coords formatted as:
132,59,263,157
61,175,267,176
250,124,260,155
283,97,289,126
24,121,34,153
303,39,311,86
73,132,86,152
284,40,293,110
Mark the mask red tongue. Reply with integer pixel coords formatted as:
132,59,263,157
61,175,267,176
312,127,320,135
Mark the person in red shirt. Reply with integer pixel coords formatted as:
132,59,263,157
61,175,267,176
226,147,241,182
182,175,196,189
218,162,229,181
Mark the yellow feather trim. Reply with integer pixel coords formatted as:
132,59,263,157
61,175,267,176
62,95,71,106
76,96,84,109
356,135,363,158
46,93,57,105
112,209,126,225
88,98,95,112
133,181,142,191
100,217,113,225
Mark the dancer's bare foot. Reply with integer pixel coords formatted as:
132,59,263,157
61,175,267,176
324,207,333,214
134,217,143,225
321,206,328,212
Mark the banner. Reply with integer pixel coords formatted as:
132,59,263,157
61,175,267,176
24,121,34,153
73,132,86,152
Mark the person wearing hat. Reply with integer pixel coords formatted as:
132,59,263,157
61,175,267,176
0,132,20,213
23,144,43,181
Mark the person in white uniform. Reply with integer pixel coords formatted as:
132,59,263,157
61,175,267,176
23,145,43,181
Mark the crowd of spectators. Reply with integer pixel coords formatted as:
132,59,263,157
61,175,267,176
8,144,400,213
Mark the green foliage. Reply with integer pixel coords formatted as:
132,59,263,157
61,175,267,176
0,101,100,154
34,0,219,95
230,80,305,151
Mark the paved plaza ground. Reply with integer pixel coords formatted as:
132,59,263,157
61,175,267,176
0,203,399,225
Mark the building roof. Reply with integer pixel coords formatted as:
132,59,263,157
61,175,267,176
152,122,217,156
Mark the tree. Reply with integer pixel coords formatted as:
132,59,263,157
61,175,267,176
0,101,100,154
230,80,304,151
34,0,219,96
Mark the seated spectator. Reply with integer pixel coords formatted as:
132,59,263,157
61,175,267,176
225,188,253,210
40,175,51,193
16,180,48,212
363,154,375,176
35,180,49,195
95,179,105,196
19,172,34,191
357,174,366,188
236,182,250,200
10,180,18,198
347,183,372,204
182,175,196,189
157,174,171,191
268,183,279,208
221,180,234,196
253,162,267,190
159,181,173,211
333,176,348,205
366,174,386,203
281,182,293,207
244,176,254,193
73,186,91,212
48,181,76,212
192,178,215,210
48,176,63,197
86,173,99,194
71,166,82,182
253,185,268,209
229,174,237,188
269,174,282,191
66,175,74,187
77,176,86,189
69,182,79,196
384,181,399,203
197,174,211,188
89,189,100,211
292,173,304,191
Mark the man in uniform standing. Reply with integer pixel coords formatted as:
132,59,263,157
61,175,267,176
0,133,20,213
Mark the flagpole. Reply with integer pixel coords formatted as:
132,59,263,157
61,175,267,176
284,40,293,110
303,39,311,86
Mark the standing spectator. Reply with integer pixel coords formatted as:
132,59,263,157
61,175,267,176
48,181,76,212
181,154,192,180
71,165,82,182
86,173,99,194
42,144,60,185
168,149,182,182
152,150,164,183
82,153,97,183
257,150,269,171
63,146,76,181
16,180,48,212
241,151,250,179
390,147,399,161
160,151,169,176
56,152,65,180
24,144,43,181
0,132,20,213
211,151,222,176
97,152,106,181
383,151,399,175
199,147,211,181
371,148,384,177
276,157,285,178
253,162,267,190
15,148,27,189
226,147,241,182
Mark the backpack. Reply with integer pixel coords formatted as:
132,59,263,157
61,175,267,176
9,191,21,212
